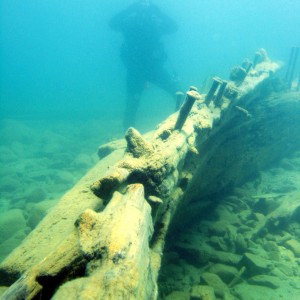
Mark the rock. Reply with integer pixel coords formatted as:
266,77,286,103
10,141,24,156
48,154,73,169
159,263,185,283
174,243,212,267
232,283,279,300
181,263,200,286
266,196,300,230
289,222,300,238
239,253,272,276
212,250,241,266
275,262,294,277
245,219,256,227
208,264,239,284
223,195,249,213
24,187,47,203
238,210,252,223
219,220,236,239
42,142,63,157
253,212,265,222
291,205,300,222
235,233,248,254
263,241,280,261
0,209,27,242
97,139,126,159
248,275,280,289
200,272,229,297
223,292,235,300
159,263,190,296
0,146,17,163
0,230,28,262
284,239,300,257
73,153,93,169
0,177,19,193
207,236,228,252
0,200,9,212
54,171,75,185
269,267,289,281
253,197,280,215
208,221,228,236
26,168,50,182
236,224,252,234
164,290,190,300
0,120,35,145
190,285,216,300
214,205,240,225
289,278,300,290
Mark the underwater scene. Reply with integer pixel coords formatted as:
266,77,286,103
1,0,300,299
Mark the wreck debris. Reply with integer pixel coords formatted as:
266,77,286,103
214,80,228,107
148,195,163,222
174,90,201,131
60,184,155,299
253,48,269,68
224,83,239,100
0,50,281,300
189,86,198,91
230,66,247,85
229,50,266,84
205,77,222,103
253,51,263,68
205,77,229,106
242,59,253,73
235,105,252,118
90,167,130,199
125,127,153,158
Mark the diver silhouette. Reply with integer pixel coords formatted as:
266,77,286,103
110,0,180,130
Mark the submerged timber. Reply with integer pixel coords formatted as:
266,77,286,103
1,50,300,300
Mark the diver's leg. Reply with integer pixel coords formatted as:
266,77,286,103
123,92,141,130
149,66,181,109
123,69,145,130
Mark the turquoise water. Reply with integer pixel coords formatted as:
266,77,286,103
0,0,300,295
1,0,300,119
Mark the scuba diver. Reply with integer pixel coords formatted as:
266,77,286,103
110,0,180,129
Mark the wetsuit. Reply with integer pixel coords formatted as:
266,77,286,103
110,2,179,129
